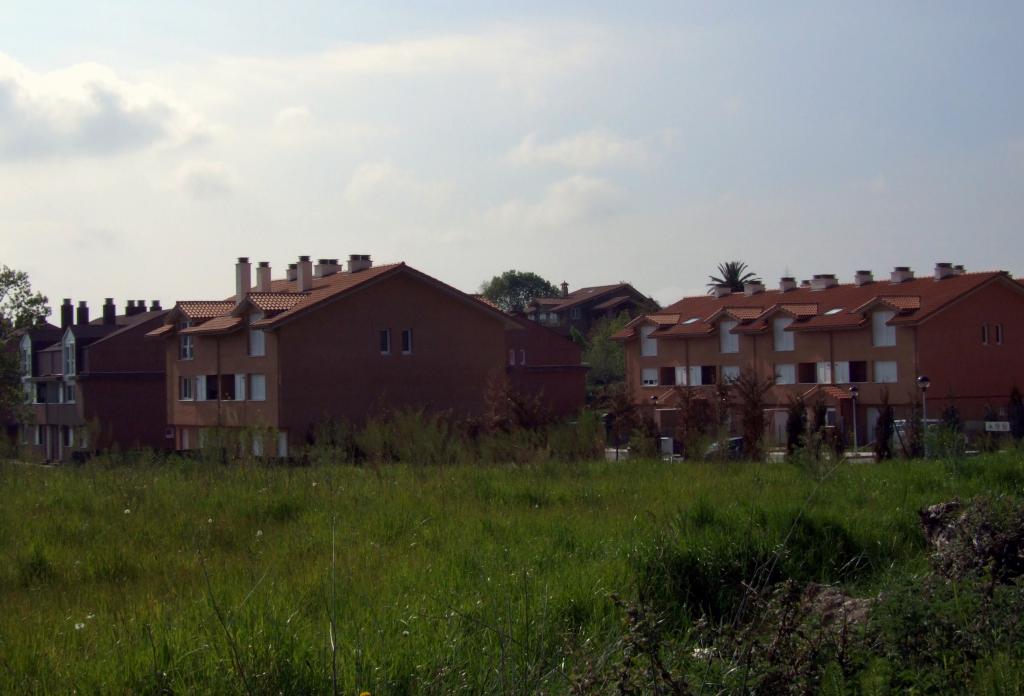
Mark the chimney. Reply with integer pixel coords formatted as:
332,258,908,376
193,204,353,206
934,262,955,281
800,279,812,288
810,273,838,291
235,257,252,301
561,281,569,298
150,300,162,311
103,298,116,325
713,284,732,299
347,254,373,273
854,270,874,286
890,266,914,283
314,258,341,278
954,264,965,275
125,300,136,316
136,300,146,316
256,261,272,291
296,255,313,291
76,301,89,325
779,277,797,292
286,263,298,281
744,280,765,296
60,299,73,329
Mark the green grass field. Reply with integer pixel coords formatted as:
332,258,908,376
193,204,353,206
1,453,1023,694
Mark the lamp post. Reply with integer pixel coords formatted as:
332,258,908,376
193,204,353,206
849,385,859,454
917,375,931,458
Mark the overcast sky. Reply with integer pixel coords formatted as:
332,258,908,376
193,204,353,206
2,2,1023,315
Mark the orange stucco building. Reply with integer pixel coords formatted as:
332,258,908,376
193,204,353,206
615,264,1024,446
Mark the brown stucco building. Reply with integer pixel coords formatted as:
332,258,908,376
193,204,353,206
149,256,585,456
526,282,655,337
19,298,169,461
614,265,1024,446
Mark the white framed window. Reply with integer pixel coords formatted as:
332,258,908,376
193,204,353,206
20,335,31,376
834,361,850,384
775,363,796,385
872,310,896,347
64,426,74,448
195,375,207,401
982,322,989,345
248,312,266,357
570,307,582,320
250,374,267,401
722,365,741,382
508,349,515,366
675,366,688,386
179,376,193,400
816,361,832,385
401,329,413,354
874,360,898,383
179,320,194,360
234,374,247,401
380,329,391,355
62,334,76,375
689,365,702,386
996,323,1003,345
773,318,794,351
640,325,658,357
641,368,659,386
719,320,739,353
519,349,526,365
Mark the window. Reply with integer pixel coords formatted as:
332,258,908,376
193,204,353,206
674,366,688,386
701,365,718,385
219,374,235,400
775,363,796,385
872,310,896,347
834,361,849,384
235,374,247,401
20,338,31,376
179,376,193,400
996,324,1004,345
689,365,702,386
205,375,219,401
401,329,413,354
34,425,42,446
64,426,74,448
519,349,526,365
825,307,843,315
659,366,676,386
683,316,701,324
570,307,582,320
248,312,266,356
773,318,794,351
539,312,548,322
874,360,898,383
640,325,658,357
195,375,207,401
63,382,76,403
62,335,76,375
179,320,194,360
35,383,46,404
722,365,740,382
380,329,391,354
816,361,832,385
250,374,267,401
641,368,659,386
982,322,989,345
719,320,739,353
849,361,868,383
508,349,515,366
797,362,817,384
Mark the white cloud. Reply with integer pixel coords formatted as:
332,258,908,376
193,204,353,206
489,175,623,230
175,160,238,199
0,52,202,160
506,129,648,169
343,161,454,210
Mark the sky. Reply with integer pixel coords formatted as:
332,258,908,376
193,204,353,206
2,2,1023,316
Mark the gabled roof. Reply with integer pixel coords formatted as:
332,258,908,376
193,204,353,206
243,292,309,314
633,271,1018,341
178,301,237,321
529,283,645,314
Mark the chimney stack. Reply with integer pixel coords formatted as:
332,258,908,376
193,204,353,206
286,263,298,281
235,257,252,302
810,273,838,291
256,261,272,292
779,277,797,292
954,264,965,275
150,300,162,311
76,301,90,326
314,258,342,278
561,281,569,298
890,266,914,283
713,284,732,299
296,256,313,291
347,254,372,273
800,279,811,288
854,270,874,286
744,280,765,296
934,262,954,281
61,299,74,329
126,300,136,316
103,298,116,325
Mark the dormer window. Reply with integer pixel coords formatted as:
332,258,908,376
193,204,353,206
872,310,896,347
62,334,76,376
719,320,739,353
570,307,582,320
248,312,266,357
773,318,794,352
640,325,658,357
179,320,194,360
19,335,31,376
825,307,843,315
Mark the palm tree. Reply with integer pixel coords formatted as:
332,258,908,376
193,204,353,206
707,261,759,293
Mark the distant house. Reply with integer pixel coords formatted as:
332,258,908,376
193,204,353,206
614,264,1024,446
19,298,168,461
525,281,655,337
148,256,564,456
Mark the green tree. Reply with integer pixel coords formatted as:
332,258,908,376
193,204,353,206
785,396,807,454
729,367,774,460
581,312,631,398
1,265,50,419
480,270,560,313
707,261,759,293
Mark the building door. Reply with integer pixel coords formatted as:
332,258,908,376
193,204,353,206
772,411,787,445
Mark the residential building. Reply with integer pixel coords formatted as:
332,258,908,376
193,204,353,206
19,298,169,461
503,313,588,418
525,282,655,337
614,265,1024,446
149,256,530,456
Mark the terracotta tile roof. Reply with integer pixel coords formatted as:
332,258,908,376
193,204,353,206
179,301,236,320
644,271,1013,341
801,385,853,401
247,292,309,313
531,283,640,313
180,316,243,335
725,307,764,321
145,324,174,338
592,295,632,311
649,313,680,326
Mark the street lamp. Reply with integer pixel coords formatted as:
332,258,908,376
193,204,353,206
917,375,931,457
849,385,859,453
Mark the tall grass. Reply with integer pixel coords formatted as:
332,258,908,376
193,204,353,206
0,453,1021,693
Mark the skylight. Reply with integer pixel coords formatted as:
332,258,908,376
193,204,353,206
683,316,701,324
825,307,844,315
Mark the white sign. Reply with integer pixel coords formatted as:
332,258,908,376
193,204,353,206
985,421,1011,432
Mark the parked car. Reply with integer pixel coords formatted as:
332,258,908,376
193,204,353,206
704,437,745,461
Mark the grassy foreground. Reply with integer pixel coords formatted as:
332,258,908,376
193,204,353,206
1,454,1023,694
